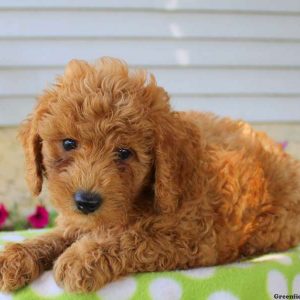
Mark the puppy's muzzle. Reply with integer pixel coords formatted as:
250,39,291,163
74,190,102,214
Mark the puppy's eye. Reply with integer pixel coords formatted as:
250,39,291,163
62,139,77,151
117,148,132,161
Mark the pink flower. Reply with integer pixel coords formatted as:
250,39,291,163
27,205,49,229
0,204,9,228
279,141,288,150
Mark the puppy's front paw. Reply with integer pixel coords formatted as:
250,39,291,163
0,243,40,291
54,249,107,293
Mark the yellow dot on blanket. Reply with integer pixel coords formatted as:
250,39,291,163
180,266,216,279
207,291,239,300
149,278,182,300
293,274,300,294
97,276,137,300
267,270,288,296
31,271,64,297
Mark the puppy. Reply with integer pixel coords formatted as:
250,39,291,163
0,57,299,292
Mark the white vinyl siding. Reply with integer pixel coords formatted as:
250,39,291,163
0,0,299,125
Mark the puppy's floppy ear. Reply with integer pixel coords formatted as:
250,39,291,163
153,114,199,214
19,114,44,197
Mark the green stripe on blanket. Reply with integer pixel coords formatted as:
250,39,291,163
0,230,299,300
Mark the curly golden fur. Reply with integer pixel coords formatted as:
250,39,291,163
1,57,300,292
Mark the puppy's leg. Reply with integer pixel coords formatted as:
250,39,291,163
54,220,217,292
0,229,76,291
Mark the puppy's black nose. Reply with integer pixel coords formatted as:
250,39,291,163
74,191,102,214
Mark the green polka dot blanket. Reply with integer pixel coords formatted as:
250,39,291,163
0,230,300,300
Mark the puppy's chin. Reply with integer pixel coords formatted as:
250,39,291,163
55,204,129,232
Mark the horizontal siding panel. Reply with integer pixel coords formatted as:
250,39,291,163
0,1,299,125
0,0,299,13
1,68,300,95
0,98,35,126
155,69,300,95
1,40,300,67
1,96,299,126
172,97,300,122
1,11,300,39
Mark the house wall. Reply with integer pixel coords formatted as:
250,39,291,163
0,0,300,125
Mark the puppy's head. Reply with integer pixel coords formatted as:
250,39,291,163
19,57,197,228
